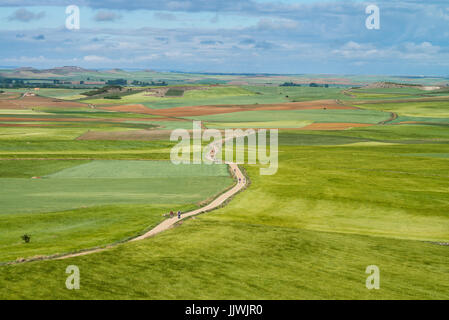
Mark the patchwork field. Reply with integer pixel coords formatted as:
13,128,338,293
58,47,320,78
0,82,448,300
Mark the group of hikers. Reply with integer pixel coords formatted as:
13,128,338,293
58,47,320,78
166,169,244,220
169,210,182,219
234,168,245,184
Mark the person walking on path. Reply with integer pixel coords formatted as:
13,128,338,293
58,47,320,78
170,211,174,218
177,211,181,219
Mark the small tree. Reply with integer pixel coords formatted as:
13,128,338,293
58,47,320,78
21,234,31,243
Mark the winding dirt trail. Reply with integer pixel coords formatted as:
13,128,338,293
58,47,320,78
7,133,249,264
379,112,398,125
131,132,248,242
131,162,245,241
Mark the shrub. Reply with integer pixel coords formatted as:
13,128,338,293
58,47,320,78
104,95,122,100
21,234,31,243
165,88,184,97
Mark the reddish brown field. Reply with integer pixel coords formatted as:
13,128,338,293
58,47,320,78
100,104,154,114
0,123,52,127
101,100,356,117
0,100,26,109
0,92,22,100
0,116,182,123
0,117,95,122
0,95,87,109
77,129,179,141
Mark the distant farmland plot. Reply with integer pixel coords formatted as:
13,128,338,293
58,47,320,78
82,86,257,106
35,88,89,100
356,100,449,118
82,86,295,109
190,109,391,124
206,120,312,129
0,160,232,215
349,87,428,99
47,160,229,179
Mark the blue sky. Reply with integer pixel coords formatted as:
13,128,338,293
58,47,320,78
0,0,448,75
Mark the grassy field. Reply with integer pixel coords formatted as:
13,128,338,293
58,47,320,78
206,120,312,129
0,160,233,263
277,124,449,143
0,204,167,263
193,109,390,125
1,132,448,299
347,87,449,100
0,160,232,215
1,220,448,300
80,85,362,109
355,100,449,118
0,84,448,300
82,86,260,107
34,89,89,100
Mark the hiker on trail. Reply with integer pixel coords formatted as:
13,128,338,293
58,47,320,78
177,211,181,219
170,211,174,218
239,178,241,183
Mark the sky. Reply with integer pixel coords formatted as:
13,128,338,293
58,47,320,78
0,0,448,76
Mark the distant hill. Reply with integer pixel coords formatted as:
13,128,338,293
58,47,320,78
364,81,422,89
0,66,96,78
104,68,125,74
45,66,94,75
363,81,444,91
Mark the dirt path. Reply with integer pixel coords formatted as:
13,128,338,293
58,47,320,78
379,112,398,125
130,162,245,241
6,133,249,264
131,134,247,242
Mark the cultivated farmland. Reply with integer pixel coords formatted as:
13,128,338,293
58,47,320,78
0,74,448,300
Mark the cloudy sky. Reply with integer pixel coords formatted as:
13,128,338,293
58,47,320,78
0,0,448,75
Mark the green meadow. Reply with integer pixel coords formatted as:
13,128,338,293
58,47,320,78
0,84,448,299
81,86,357,109
0,160,233,263
1,129,449,299
193,109,391,125
356,100,449,118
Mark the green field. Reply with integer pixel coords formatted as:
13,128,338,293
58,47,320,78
34,88,90,100
0,82,448,300
80,85,360,109
206,120,312,129
356,100,449,118
82,86,260,107
1,132,449,299
0,160,231,214
192,109,391,126
0,160,233,263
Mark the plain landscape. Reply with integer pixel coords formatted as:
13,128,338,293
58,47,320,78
0,67,448,299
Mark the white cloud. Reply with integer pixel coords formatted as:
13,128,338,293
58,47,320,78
404,42,440,54
2,55,47,62
256,18,299,31
83,55,110,62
